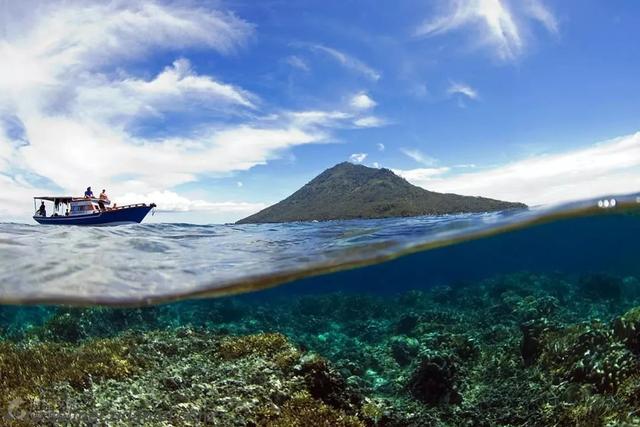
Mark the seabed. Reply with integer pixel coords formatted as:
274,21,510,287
2,272,640,426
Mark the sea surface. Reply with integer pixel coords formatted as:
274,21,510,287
0,192,639,426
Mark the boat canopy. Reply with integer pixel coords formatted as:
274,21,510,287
34,196,92,203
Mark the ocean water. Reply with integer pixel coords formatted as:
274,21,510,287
0,193,639,426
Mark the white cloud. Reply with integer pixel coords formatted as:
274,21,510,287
349,153,368,163
416,0,557,60
1,101,361,220
448,81,479,100
236,181,244,187
372,162,381,169
400,148,437,166
394,167,451,182
350,92,377,110
395,132,640,206
16,117,323,193
285,55,310,72
0,133,14,172
0,174,45,218
309,44,381,81
126,59,255,108
354,116,385,128
377,143,385,151
0,1,253,97
118,190,265,213
73,58,256,124
288,110,351,127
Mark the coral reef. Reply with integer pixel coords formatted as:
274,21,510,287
1,271,640,425
407,354,460,405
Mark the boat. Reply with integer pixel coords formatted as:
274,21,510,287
33,196,156,225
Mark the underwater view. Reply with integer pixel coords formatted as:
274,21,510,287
3,1,640,426
1,194,639,426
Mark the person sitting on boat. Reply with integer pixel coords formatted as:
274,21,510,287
37,201,46,216
84,187,94,199
98,189,109,211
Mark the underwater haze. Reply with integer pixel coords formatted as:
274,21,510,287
1,193,640,425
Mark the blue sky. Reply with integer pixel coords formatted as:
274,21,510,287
1,0,639,223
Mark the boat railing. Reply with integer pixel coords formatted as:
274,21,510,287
108,203,150,211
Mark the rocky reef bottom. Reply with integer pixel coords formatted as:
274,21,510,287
2,272,640,426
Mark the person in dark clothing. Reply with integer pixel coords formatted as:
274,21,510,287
37,201,46,216
84,187,94,198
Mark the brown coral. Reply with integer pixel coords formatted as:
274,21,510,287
256,391,364,427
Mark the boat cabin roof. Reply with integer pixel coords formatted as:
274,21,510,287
34,196,97,203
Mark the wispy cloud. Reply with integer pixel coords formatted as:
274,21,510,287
416,0,558,60
308,44,381,81
448,81,479,100
395,132,640,206
285,55,310,72
354,116,386,128
400,148,437,166
525,0,559,34
377,143,385,151
349,153,368,163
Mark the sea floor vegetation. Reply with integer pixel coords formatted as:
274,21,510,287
1,272,640,426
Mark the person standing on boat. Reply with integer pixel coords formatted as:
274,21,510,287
84,187,94,198
98,189,109,211
37,201,46,216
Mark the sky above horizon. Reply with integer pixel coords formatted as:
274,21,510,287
1,0,639,223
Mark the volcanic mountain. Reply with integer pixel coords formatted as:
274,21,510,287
237,162,526,224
